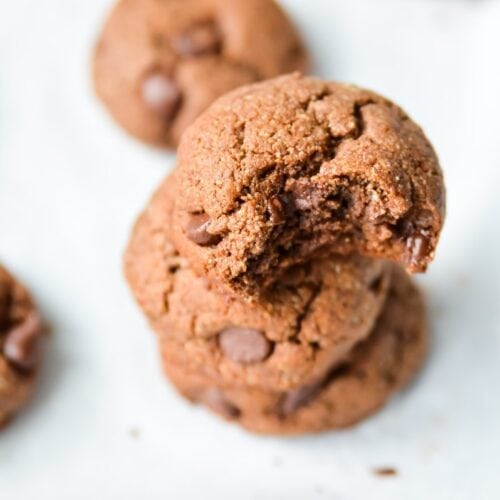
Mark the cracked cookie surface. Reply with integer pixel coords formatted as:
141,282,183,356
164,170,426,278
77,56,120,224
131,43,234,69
0,265,43,428
161,265,427,435
173,73,445,297
93,0,309,148
124,174,390,390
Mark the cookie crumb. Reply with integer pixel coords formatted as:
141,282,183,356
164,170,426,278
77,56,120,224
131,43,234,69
129,427,141,439
373,467,398,477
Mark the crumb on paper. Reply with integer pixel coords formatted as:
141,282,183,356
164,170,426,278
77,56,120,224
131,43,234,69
373,467,398,477
129,427,141,439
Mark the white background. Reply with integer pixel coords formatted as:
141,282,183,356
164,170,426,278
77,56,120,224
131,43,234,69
1,0,499,498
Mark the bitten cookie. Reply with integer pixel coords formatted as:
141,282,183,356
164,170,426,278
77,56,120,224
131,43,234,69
93,0,309,148
161,265,427,435
124,174,390,391
0,265,43,427
172,73,445,297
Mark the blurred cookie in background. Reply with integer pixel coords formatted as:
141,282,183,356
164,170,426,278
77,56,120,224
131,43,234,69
93,0,309,148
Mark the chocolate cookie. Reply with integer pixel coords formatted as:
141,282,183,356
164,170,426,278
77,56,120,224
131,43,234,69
0,265,43,427
161,266,428,434
93,0,309,148
172,73,445,297
124,174,390,390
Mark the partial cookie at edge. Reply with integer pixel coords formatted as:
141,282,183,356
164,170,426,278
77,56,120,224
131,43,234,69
0,265,43,428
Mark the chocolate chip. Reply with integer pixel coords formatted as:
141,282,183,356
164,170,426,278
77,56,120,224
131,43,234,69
279,363,350,417
171,23,221,57
141,70,181,120
3,312,42,372
369,273,384,294
404,233,429,270
280,380,323,416
219,327,272,364
201,388,240,419
185,213,221,246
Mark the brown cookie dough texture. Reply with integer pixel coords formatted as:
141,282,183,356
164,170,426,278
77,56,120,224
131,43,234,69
161,266,428,435
124,174,390,391
173,73,445,297
0,265,43,428
93,0,309,148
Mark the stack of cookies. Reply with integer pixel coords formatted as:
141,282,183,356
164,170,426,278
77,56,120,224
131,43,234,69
125,74,445,435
